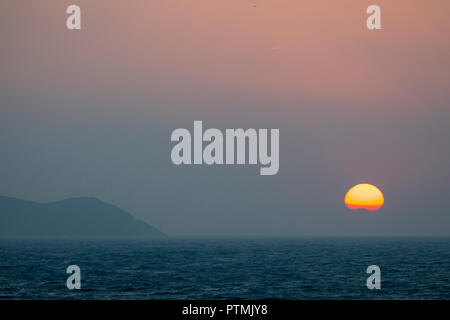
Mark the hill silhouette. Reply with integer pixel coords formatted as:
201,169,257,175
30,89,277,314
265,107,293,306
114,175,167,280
0,195,165,238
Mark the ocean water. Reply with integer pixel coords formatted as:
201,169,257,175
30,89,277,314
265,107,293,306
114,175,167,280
0,237,449,299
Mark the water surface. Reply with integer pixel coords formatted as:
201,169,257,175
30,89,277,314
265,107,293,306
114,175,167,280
0,237,449,299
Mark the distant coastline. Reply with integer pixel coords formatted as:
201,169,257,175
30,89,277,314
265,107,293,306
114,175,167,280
0,195,165,238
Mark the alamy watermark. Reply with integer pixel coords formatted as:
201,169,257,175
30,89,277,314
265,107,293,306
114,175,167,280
171,121,279,175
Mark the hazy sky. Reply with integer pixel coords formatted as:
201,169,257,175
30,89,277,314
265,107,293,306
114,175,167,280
1,0,449,236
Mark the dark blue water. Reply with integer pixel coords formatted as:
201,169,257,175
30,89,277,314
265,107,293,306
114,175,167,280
0,237,449,299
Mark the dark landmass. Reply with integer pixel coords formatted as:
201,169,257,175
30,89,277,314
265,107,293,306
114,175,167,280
0,195,165,238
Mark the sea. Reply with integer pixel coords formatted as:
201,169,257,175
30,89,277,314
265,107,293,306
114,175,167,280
0,237,449,299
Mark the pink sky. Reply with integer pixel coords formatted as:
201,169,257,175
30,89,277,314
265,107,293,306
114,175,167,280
2,0,449,116
1,1,450,235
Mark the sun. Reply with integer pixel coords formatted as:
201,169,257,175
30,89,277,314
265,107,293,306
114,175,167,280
344,183,384,211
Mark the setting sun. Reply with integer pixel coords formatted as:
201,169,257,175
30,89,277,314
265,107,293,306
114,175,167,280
344,183,384,211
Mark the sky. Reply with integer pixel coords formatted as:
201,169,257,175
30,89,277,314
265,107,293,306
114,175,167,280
1,0,449,236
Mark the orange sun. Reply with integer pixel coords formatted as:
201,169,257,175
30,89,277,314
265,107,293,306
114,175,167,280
344,183,384,211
